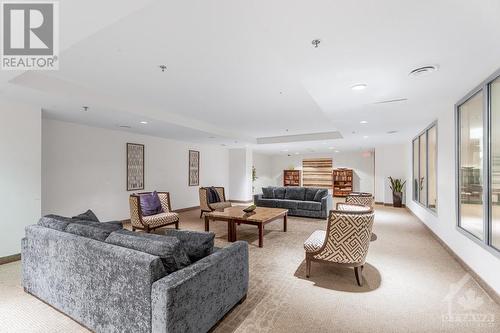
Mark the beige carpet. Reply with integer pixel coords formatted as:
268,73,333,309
1,205,499,333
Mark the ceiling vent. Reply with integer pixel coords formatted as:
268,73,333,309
409,65,438,77
374,98,408,104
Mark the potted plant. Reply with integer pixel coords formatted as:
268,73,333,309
389,177,406,208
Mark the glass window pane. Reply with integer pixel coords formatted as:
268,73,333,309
428,126,437,210
419,133,427,205
459,91,484,240
491,78,500,249
413,139,419,202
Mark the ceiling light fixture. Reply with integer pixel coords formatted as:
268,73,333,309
409,65,439,77
363,135,369,139
335,150,340,153
360,120,368,124
159,65,167,72
311,39,321,48
140,121,148,124
351,84,367,91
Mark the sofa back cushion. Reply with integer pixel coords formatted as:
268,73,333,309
38,215,73,231
65,222,122,242
305,188,319,201
285,187,306,201
314,189,329,202
262,187,275,199
274,187,286,199
165,229,215,262
106,229,191,273
72,209,100,222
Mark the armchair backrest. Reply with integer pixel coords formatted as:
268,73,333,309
336,202,372,212
312,209,374,265
346,193,374,208
129,192,172,228
199,187,226,211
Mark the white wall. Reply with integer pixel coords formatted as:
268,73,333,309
406,108,500,294
374,144,409,204
252,152,274,194
269,151,374,193
228,148,253,201
0,101,41,257
42,119,229,220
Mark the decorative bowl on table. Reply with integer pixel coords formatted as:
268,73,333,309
243,205,256,213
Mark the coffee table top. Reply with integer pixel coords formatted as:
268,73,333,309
205,206,288,223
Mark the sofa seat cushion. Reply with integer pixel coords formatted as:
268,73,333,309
106,229,191,273
274,199,300,209
65,221,122,242
285,187,306,201
256,198,277,208
208,201,232,211
262,187,275,199
142,212,179,228
273,187,286,199
305,188,320,201
38,215,73,231
304,230,326,252
164,229,215,262
298,201,322,211
314,189,328,202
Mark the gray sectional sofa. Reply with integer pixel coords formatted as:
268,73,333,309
254,186,332,219
22,214,248,333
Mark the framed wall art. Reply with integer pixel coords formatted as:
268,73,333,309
127,143,144,191
188,150,200,186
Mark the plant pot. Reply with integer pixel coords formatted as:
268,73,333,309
393,191,403,208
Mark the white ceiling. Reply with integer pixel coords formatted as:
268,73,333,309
2,0,500,154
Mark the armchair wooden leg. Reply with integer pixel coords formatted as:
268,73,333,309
132,227,136,231
175,221,179,230
200,211,203,219
306,257,311,278
354,266,363,286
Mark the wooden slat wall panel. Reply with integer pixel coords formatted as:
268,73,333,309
302,158,333,188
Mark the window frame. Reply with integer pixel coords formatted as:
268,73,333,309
412,121,438,214
455,68,500,256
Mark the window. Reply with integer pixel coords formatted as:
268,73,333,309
412,123,437,212
456,69,500,253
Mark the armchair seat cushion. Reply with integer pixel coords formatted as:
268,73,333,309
208,201,232,211
298,201,322,211
142,212,179,228
304,230,326,253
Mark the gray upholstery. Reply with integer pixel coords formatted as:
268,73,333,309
22,224,249,333
38,215,73,231
164,229,215,262
65,222,119,241
72,209,100,222
106,229,191,273
274,187,285,199
254,186,332,219
285,187,305,200
152,241,248,333
262,187,275,199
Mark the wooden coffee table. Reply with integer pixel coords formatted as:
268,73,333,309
204,207,288,248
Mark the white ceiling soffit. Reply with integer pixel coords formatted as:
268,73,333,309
257,131,343,144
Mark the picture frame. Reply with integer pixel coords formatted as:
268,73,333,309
127,143,144,191
188,150,200,186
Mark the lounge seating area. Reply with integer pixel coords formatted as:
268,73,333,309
2,2,500,333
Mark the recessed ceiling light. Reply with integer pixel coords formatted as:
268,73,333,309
351,84,367,91
360,120,368,124
140,121,148,124
335,150,340,153
294,152,299,155
363,135,369,139
409,65,439,77
328,147,334,150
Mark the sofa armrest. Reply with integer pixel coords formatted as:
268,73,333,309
321,195,333,214
253,193,263,203
151,241,249,333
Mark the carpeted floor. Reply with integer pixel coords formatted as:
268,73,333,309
1,205,499,332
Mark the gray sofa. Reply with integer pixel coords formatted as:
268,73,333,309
22,216,248,333
254,186,332,219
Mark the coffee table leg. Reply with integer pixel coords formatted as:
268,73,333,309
204,216,210,232
232,221,237,241
284,214,287,232
258,224,263,248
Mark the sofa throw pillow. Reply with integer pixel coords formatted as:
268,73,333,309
65,222,121,242
274,187,286,199
314,189,328,202
72,209,99,222
207,187,221,204
165,229,215,262
38,214,73,231
140,191,163,216
262,187,274,199
305,188,319,201
106,229,191,273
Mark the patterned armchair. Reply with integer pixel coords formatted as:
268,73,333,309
129,192,179,232
336,202,372,212
303,208,375,286
346,192,374,208
199,187,232,218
